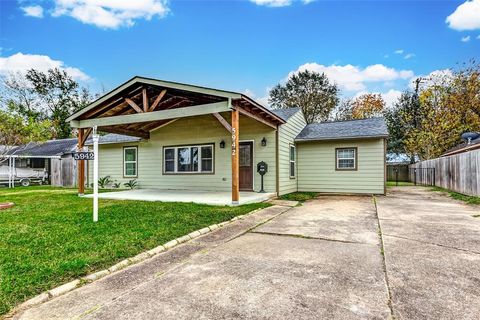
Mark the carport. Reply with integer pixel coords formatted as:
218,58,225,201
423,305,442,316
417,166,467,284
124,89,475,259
67,76,285,205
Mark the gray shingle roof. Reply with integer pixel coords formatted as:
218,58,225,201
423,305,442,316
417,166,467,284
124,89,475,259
271,107,301,121
85,133,141,145
295,117,388,141
7,138,78,157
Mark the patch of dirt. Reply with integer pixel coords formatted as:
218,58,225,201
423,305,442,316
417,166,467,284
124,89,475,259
0,202,15,210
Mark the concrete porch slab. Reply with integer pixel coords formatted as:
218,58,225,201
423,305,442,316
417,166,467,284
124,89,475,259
83,189,275,206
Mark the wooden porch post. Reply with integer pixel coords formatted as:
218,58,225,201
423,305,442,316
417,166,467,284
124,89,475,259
231,108,239,204
77,128,85,195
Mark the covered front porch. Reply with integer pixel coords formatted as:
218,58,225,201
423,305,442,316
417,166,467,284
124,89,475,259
68,76,285,205
84,189,276,206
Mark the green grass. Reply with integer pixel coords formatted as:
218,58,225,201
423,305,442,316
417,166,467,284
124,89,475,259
387,181,414,187
0,186,269,315
279,192,318,202
430,186,480,205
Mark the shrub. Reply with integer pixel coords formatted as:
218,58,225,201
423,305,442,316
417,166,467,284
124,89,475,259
124,179,138,189
98,176,112,189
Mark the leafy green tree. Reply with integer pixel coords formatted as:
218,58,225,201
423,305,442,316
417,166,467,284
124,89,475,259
269,70,339,123
0,110,54,158
384,91,421,162
2,68,94,138
332,98,353,121
334,94,385,121
351,93,385,119
406,62,480,159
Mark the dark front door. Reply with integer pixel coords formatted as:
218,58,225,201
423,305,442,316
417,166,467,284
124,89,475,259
239,141,253,191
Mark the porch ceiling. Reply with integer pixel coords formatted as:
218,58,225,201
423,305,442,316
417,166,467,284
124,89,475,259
68,76,285,139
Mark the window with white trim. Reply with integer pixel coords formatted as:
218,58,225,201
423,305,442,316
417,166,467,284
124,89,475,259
163,144,214,174
289,144,296,178
123,147,138,177
336,148,356,170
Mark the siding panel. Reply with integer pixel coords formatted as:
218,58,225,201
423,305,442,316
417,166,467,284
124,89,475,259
278,110,307,195
297,139,385,194
89,114,277,193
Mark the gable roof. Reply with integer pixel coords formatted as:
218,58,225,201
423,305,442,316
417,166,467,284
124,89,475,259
271,107,301,121
66,76,285,124
6,138,78,158
66,76,285,139
295,117,388,142
85,133,142,146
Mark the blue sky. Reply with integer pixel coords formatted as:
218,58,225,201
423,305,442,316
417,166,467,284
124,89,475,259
1,0,479,107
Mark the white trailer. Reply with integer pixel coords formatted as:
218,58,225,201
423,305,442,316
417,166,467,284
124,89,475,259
0,158,49,187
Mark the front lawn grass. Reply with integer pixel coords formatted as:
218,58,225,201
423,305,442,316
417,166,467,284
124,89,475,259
279,192,318,202
0,186,269,315
430,186,480,205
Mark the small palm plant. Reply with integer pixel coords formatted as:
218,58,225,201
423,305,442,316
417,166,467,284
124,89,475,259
112,181,121,189
98,176,112,188
124,179,138,189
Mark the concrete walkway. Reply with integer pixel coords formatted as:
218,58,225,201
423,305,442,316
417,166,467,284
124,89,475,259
13,187,480,319
83,189,276,206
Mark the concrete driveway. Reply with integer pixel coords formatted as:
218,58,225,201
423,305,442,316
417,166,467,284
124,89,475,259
13,187,480,320
377,187,480,320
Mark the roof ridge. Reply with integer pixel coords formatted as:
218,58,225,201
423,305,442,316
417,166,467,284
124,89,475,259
308,117,385,126
295,116,388,141
45,138,78,142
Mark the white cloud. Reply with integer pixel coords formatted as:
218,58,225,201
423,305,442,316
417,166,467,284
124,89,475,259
461,35,471,42
21,5,44,18
250,0,291,6
408,69,453,90
381,89,402,108
256,95,270,108
51,0,169,29
0,52,90,81
250,0,314,7
242,89,256,97
404,53,415,59
446,0,480,31
394,49,404,54
243,88,271,108
288,63,414,92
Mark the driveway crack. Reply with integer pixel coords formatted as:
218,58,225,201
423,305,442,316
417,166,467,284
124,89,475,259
250,230,371,245
373,196,395,320
382,233,480,255
223,205,294,244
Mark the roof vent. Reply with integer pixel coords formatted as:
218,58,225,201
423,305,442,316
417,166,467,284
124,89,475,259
461,132,480,145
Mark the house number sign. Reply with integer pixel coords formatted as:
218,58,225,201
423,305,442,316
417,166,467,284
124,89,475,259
231,127,237,156
73,152,95,160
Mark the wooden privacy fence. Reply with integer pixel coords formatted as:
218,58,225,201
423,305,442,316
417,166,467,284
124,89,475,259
408,167,436,187
409,149,480,196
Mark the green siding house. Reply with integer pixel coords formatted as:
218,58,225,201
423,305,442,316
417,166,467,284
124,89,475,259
69,76,388,205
